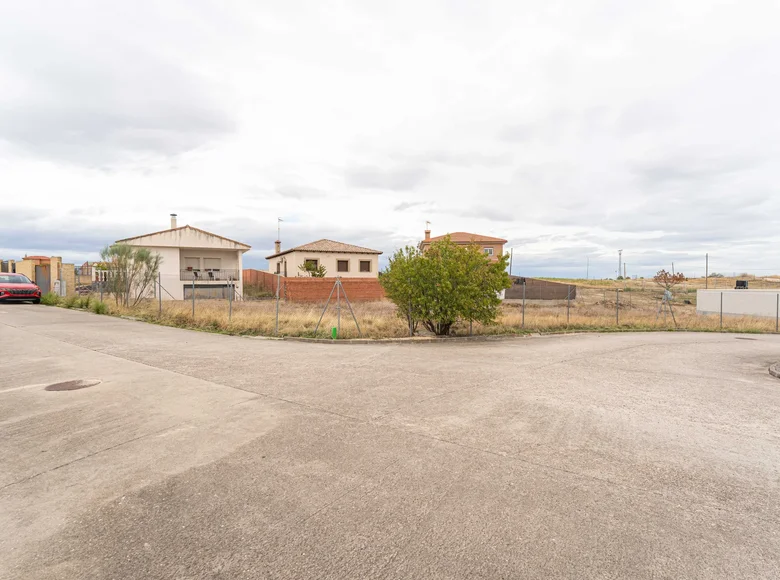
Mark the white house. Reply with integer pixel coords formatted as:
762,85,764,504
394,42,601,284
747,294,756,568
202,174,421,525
266,239,381,278
116,214,251,300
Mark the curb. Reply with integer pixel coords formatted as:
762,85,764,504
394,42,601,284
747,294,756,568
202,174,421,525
280,334,537,345
770,364,780,379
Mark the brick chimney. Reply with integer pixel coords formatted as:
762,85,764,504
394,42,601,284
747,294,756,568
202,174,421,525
424,228,431,241
274,240,281,254
170,213,178,229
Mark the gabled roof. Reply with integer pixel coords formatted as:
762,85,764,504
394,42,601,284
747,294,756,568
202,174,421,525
266,239,382,260
424,232,508,244
116,225,251,249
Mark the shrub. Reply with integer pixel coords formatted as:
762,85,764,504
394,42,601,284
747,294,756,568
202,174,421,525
90,300,108,314
100,243,162,306
40,292,60,306
79,295,92,309
62,295,80,309
381,237,511,335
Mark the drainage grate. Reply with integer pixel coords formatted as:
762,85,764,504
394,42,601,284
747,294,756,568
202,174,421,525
45,379,101,392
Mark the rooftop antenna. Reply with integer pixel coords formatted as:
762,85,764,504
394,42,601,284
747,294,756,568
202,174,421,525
277,217,283,241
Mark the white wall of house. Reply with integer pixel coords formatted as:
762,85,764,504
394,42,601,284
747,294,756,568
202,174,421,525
268,251,379,278
121,227,248,300
697,289,780,318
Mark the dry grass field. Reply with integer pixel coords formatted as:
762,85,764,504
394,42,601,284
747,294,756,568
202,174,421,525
82,274,780,338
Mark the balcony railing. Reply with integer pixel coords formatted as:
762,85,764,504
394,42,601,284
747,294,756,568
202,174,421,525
180,269,239,281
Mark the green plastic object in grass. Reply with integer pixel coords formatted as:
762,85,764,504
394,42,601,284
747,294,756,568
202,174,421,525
331,326,337,339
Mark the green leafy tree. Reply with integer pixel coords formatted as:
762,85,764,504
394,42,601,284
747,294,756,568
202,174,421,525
380,246,423,334
381,237,511,336
458,243,511,331
298,262,327,277
100,244,162,307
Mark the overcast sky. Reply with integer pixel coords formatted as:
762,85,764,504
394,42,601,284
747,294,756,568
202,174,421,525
2,1,779,278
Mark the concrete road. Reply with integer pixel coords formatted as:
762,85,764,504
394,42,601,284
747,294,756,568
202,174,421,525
1,305,779,579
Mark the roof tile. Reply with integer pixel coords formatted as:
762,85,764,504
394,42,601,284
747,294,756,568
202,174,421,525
425,232,507,244
266,239,382,259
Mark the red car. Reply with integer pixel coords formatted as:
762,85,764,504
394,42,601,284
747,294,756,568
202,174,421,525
0,273,42,303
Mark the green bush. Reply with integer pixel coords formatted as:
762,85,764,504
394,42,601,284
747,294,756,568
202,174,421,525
90,300,108,315
40,292,60,306
79,295,92,309
381,237,511,336
62,295,80,309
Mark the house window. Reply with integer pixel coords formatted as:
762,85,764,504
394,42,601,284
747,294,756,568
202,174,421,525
359,260,371,272
275,261,281,274
184,257,200,271
337,260,349,273
484,247,494,256
304,259,319,269
203,258,221,271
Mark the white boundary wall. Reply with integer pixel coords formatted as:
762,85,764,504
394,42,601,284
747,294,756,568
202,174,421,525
697,289,780,318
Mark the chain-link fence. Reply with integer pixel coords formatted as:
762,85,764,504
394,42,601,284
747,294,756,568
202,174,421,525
75,272,780,339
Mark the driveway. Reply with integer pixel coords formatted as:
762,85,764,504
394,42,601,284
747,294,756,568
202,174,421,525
1,305,779,579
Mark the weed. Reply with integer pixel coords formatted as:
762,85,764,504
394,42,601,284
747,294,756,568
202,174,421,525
62,295,80,309
40,292,60,306
90,300,108,315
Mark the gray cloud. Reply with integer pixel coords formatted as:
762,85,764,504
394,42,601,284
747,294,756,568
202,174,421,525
2,1,780,280
394,200,426,211
632,155,761,187
454,205,516,223
0,12,233,165
275,186,328,200
345,165,429,191
397,150,512,168
499,107,613,143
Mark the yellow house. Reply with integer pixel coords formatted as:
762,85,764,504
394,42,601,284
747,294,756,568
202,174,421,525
266,239,382,278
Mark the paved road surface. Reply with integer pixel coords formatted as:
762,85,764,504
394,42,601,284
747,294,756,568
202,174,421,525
1,305,779,579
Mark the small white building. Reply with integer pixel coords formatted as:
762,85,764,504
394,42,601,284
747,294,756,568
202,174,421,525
116,215,251,300
266,239,381,278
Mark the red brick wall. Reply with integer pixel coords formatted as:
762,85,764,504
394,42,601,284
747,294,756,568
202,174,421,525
242,270,385,302
243,269,280,294
284,277,385,302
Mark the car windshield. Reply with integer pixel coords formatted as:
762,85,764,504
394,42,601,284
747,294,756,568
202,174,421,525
0,274,31,284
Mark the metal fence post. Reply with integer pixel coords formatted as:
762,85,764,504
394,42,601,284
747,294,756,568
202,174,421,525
522,281,526,328
336,277,341,338
192,279,195,318
720,292,723,330
158,272,162,316
567,285,571,325
615,289,619,325
275,273,280,335
229,280,233,322
776,293,778,333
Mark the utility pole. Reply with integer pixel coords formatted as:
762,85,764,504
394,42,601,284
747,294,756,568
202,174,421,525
623,263,627,279
618,250,622,279
586,256,589,280
705,253,709,288
509,248,513,277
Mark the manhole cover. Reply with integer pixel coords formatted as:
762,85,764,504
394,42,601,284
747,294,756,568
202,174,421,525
45,379,101,392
